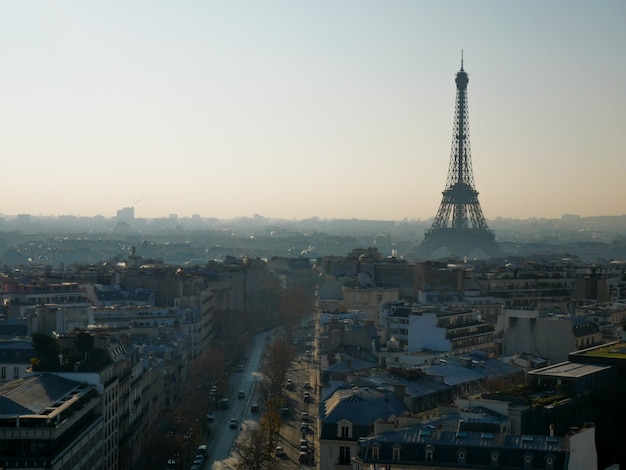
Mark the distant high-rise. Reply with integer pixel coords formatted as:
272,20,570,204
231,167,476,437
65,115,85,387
116,206,135,224
419,56,500,259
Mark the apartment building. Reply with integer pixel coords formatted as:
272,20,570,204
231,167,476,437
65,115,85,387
380,303,496,357
0,373,104,470
352,421,598,470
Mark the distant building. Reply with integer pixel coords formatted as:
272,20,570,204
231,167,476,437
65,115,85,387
379,303,496,357
116,206,134,224
0,339,36,384
1,277,92,326
503,312,602,364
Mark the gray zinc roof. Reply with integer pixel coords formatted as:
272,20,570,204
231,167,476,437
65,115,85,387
0,373,83,416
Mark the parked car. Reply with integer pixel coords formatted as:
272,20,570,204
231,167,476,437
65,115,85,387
251,403,259,412
238,390,245,399
229,418,238,429
236,364,244,372
274,446,284,457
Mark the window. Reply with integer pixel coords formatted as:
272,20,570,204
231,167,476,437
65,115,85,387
339,446,351,465
372,446,379,460
341,425,349,437
1,366,5,380
425,445,434,463
13,366,19,379
392,447,400,461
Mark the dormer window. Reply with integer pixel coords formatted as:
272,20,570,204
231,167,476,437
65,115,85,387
337,420,352,439
372,446,379,460
392,447,400,461
425,445,434,463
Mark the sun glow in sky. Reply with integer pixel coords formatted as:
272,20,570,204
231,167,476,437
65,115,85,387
1,1,625,221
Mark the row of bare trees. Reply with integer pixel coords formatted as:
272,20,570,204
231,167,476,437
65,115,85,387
229,337,296,470
142,281,312,469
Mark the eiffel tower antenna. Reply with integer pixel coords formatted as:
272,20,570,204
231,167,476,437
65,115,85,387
419,57,500,259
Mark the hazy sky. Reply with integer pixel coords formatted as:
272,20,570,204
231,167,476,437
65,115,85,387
1,1,625,221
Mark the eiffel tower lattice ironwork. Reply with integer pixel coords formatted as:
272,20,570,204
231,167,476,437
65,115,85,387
420,57,500,259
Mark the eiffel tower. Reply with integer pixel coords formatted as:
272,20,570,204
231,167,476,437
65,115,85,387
419,56,500,259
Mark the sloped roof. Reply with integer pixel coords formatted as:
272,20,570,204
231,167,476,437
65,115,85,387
323,355,377,374
0,373,83,416
322,386,406,425
425,359,522,386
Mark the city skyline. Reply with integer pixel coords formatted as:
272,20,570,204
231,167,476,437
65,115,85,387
1,1,625,221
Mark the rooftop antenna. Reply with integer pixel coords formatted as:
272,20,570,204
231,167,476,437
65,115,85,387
461,49,464,70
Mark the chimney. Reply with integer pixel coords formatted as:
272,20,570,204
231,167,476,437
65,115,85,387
393,384,406,401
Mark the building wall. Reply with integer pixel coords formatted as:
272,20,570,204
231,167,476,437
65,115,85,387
503,316,576,363
407,313,450,353
319,439,357,469
341,286,399,314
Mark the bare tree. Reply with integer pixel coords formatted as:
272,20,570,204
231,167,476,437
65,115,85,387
261,338,294,400
279,286,313,331
233,421,275,470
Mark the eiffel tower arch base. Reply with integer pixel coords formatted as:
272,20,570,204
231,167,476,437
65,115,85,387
418,228,501,260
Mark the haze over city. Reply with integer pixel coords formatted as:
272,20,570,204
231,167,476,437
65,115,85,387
2,1,625,221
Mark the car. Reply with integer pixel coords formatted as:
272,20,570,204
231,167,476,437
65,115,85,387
190,465,201,470
299,445,308,453
274,446,284,457
251,403,259,412
229,418,238,429
280,407,289,416
303,392,311,403
301,421,309,430
197,444,208,457
299,451,309,463
219,398,230,409
286,378,293,387
304,381,311,389
238,390,245,399
300,439,308,449
193,456,205,465
236,364,244,372
302,411,309,421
